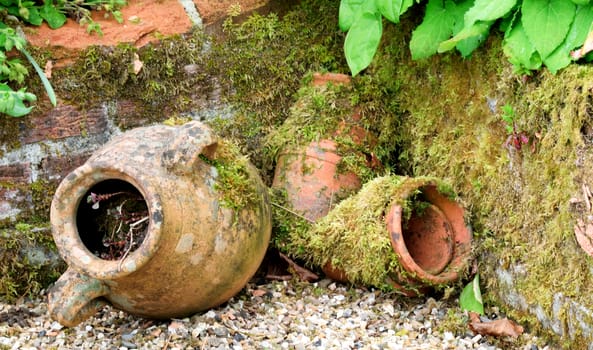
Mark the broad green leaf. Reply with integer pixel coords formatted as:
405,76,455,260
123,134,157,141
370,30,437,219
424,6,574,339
568,5,593,49
377,0,403,23
40,2,67,29
344,10,383,76
410,0,456,60
572,0,590,4
438,21,492,55
503,21,542,71
339,0,365,31
460,274,484,315
522,0,576,59
465,0,517,27
544,5,593,72
26,7,43,26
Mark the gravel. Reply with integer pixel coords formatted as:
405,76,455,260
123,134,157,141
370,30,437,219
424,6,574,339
0,278,556,350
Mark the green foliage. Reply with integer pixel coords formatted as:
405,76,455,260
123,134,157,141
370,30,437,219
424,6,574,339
0,0,126,117
460,274,484,315
340,0,593,75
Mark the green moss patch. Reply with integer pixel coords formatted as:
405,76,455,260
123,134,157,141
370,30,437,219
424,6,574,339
0,223,65,302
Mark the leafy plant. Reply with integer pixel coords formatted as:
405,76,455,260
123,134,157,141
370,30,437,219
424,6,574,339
340,0,593,75
501,103,531,151
0,0,126,117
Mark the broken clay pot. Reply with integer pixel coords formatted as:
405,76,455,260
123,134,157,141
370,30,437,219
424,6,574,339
48,121,271,327
320,176,472,296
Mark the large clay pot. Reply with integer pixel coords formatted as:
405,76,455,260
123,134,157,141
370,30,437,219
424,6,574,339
272,72,375,222
48,121,271,327
314,175,472,295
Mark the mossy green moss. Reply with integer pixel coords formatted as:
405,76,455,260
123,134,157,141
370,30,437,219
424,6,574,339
36,29,216,129
289,175,466,292
367,17,593,347
0,223,65,301
198,138,259,212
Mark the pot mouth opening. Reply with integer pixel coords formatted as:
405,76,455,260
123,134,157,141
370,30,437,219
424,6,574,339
76,179,150,262
402,201,453,275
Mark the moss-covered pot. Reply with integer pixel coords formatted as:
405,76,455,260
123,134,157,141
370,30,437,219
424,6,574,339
271,72,376,222
48,121,271,327
297,175,472,295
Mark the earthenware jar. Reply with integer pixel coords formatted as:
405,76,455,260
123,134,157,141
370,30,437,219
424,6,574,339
272,72,376,222
48,121,271,327
318,176,472,296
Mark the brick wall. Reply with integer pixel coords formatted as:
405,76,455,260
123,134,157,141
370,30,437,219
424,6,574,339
0,102,119,225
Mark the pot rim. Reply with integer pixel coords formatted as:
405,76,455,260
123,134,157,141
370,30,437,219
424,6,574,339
50,162,163,280
386,181,472,285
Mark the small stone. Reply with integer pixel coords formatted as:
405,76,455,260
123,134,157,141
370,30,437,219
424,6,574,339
121,333,134,342
212,327,229,337
121,340,137,349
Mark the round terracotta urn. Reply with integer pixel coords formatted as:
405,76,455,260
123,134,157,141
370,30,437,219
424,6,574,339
315,175,472,295
48,121,271,327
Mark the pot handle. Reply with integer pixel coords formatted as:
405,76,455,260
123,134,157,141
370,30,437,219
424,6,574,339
161,121,218,174
48,267,110,327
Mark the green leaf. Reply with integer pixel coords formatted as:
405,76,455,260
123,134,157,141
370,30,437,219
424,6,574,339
400,0,415,14
465,0,517,27
377,0,403,23
344,9,383,76
543,5,593,73
567,4,593,49
460,274,484,315
0,84,34,117
26,7,43,26
339,0,365,31
40,2,67,29
20,47,57,106
522,0,576,59
503,20,542,71
438,21,492,55
572,0,590,4
410,0,456,60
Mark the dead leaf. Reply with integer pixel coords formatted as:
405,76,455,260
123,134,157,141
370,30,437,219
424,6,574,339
44,60,53,79
279,252,319,282
468,312,524,339
571,29,593,60
133,53,143,75
575,218,593,257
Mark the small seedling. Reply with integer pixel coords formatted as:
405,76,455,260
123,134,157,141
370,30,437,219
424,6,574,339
501,104,531,151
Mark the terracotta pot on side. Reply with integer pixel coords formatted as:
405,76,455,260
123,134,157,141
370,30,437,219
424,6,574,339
320,176,472,296
273,139,362,222
48,121,271,327
272,72,374,222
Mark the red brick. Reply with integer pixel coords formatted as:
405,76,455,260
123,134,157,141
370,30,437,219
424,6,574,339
0,163,31,184
22,104,107,144
41,153,91,181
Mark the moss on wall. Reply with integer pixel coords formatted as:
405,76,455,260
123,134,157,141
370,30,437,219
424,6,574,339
367,18,593,347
